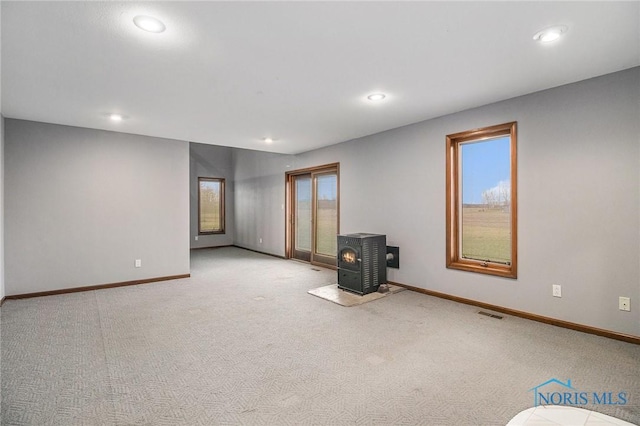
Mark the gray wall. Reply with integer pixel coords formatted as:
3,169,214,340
4,120,190,295
232,149,294,255
190,142,234,248
233,68,640,336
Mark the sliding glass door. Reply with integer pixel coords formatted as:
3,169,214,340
287,164,339,268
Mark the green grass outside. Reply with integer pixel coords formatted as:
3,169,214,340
200,210,221,232
295,201,337,256
316,205,337,256
461,207,511,263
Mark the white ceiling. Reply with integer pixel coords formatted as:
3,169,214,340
2,2,639,154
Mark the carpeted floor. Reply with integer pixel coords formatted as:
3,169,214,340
1,246,639,425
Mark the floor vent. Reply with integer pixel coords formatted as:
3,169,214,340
478,311,503,319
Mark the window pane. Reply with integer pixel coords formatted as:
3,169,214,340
315,174,337,256
199,179,223,233
295,177,312,251
460,136,511,264
446,121,517,278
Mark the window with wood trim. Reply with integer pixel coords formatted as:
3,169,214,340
198,177,225,234
446,122,517,278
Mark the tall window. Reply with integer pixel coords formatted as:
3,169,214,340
446,122,517,278
198,177,225,234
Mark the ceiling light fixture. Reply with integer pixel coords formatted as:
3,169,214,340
263,137,274,144
367,93,386,101
133,15,166,33
109,113,124,122
533,25,568,43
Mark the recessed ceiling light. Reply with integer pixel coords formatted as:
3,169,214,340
133,15,166,33
109,113,124,122
367,93,386,101
263,137,274,144
533,25,568,43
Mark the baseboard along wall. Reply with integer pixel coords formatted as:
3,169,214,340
190,244,234,251
4,274,190,300
232,245,286,259
390,281,640,345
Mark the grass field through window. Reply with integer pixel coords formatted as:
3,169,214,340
200,210,221,233
316,201,337,256
295,201,337,256
461,206,511,264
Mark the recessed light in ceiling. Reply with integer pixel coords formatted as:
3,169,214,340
263,137,274,144
367,93,386,101
109,113,124,121
533,25,568,43
133,15,166,33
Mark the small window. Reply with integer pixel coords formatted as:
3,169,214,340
198,177,225,234
446,122,517,278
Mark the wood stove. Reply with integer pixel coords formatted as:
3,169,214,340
337,233,387,295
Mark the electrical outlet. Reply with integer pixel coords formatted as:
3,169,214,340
552,285,562,298
619,297,630,312
259,238,263,244
195,236,198,241
135,259,142,268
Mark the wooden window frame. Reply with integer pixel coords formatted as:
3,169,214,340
198,177,225,235
446,122,518,278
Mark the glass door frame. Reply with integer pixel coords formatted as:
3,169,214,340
285,163,340,269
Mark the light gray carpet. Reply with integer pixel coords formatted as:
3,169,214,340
1,247,639,425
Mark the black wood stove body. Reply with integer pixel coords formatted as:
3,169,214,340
337,233,387,295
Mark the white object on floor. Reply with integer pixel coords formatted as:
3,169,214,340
507,405,636,425
307,283,405,307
